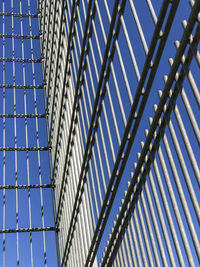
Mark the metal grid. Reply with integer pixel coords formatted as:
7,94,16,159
41,0,200,266
1,0,199,266
0,0,57,266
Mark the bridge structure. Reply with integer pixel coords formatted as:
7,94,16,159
0,0,200,266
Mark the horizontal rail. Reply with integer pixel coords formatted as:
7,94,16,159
0,114,46,118
0,227,56,234
0,34,41,39
0,184,53,189
0,58,42,63
0,84,44,89
0,12,39,18
0,147,50,151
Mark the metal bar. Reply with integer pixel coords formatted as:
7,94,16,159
119,238,128,267
142,170,169,266
153,105,200,259
60,1,122,264
123,229,135,266
27,1,49,264
0,184,53,189
86,1,179,266
0,227,56,234
2,1,6,265
100,1,200,265
10,1,21,264
41,0,50,52
0,58,42,63
95,1,125,142
87,16,119,177
0,0,58,265
129,203,148,267
39,3,62,265
146,0,157,24
120,15,140,82
43,0,56,72
156,133,195,265
0,34,41,39
0,84,44,89
128,0,149,55
164,72,200,187
0,114,46,118
147,144,184,266
71,4,106,213
54,0,94,227
0,12,39,17
157,92,200,223
41,0,48,44
103,1,133,105
135,199,155,266
11,0,19,263
47,0,78,161
173,41,200,144
38,0,200,266
0,147,49,151
136,183,161,266
133,207,149,266
19,1,34,264
44,0,66,114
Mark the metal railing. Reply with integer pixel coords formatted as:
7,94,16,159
0,0,57,266
1,0,199,266
42,0,200,266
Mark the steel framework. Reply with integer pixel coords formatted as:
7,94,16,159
1,0,200,266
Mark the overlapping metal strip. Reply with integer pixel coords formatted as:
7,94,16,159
0,0,57,266
42,0,200,266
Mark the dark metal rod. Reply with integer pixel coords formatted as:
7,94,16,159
0,12,39,17
0,147,50,151
0,184,53,189
61,0,122,264
100,2,200,265
54,0,95,227
47,0,77,148
0,227,56,234
0,84,44,89
0,34,41,39
0,58,42,63
85,0,179,265
0,114,46,118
